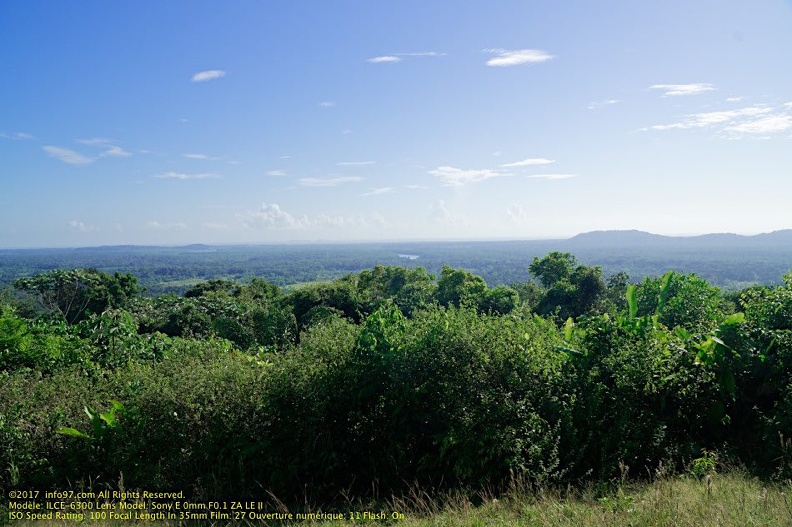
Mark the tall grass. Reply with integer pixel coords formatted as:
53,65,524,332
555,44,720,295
5,472,792,527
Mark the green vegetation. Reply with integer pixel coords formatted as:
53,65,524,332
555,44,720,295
3,256,792,518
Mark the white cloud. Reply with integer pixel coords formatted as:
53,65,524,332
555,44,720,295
78,137,131,157
266,169,288,177
68,220,98,233
101,145,131,157
527,174,577,180
484,49,554,67
587,99,620,110
499,158,555,168
241,203,379,231
726,97,743,103
429,166,508,186
395,51,446,57
406,184,429,190
649,83,715,96
367,55,402,63
299,176,363,187
337,161,375,166
319,101,336,107
183,153,209,160
191,70,226,82
725,115,792,134
154,172,219,180
430,199,465,226
243,203,308,230
650,106,772,131
43,146,93,166
506,205,529,224
1,131,34,140
362,187,394,196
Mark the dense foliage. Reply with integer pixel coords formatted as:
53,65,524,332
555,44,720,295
3,257,792,505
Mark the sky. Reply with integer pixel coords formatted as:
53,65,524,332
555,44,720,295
1,1,792,248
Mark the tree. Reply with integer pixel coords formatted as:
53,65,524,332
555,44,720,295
184,279,241,298
529,252,577,289
13,269,140,325
635,271,726,335
530,254,607,320
435,266,487,309
355,265,436,316
480,285,520,315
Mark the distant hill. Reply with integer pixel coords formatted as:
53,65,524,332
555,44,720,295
567,229,792,248
567,230,668,247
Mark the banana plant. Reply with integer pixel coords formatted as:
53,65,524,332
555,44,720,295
58,400,125,442
693,312,746,399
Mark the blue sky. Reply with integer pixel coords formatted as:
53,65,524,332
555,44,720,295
2,1,791,248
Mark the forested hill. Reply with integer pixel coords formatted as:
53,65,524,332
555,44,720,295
567,229,792,248
2,229,792,294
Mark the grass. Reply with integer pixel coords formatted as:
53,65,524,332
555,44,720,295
5,471,792,526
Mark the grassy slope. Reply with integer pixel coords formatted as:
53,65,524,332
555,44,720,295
7,472,792,526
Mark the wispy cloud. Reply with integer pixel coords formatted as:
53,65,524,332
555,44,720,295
366,51,445,64
649,83,715,97
299,176,364,187
362,187,394,196
430,199,466,226
266,169,288,177
154,172,220,180
725,115,792,134
337,161,375,166
319,101,336,107
68,220,98,233
191,70,226,82
506,205,529,224
484,49,554,67
101,145,132,157
78,138,131,157
1,131,34,140
183,153,209,160
241,202,381,231
499,158,555,168
527,174,577,180
43,146,93,166
587,99,619,110
726,96,744,103
396,51,445,57
243,203,309,230
367,55,402,63
650,106,772,131
429,166,508,186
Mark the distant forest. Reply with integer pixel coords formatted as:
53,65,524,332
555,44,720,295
2,230,792,295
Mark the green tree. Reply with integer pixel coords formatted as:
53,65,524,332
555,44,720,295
529,252,577,288
530,254,607,320
355,265,436,316
635,272,726,336
13,269,140,325
435,266,487,309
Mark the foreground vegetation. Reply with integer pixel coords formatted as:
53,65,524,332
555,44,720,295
5,472,792,526
3,252,792,514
